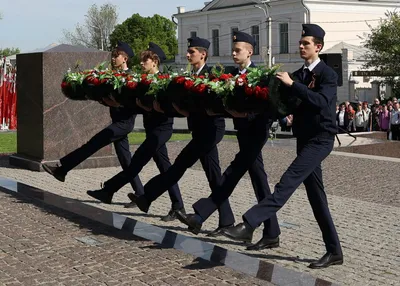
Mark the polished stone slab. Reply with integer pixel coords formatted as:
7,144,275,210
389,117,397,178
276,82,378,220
0,176,336,286
11,45,120,171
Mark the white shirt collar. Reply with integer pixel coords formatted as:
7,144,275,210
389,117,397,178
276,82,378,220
303,58,321,72
194,64,206,76
239,62,252,74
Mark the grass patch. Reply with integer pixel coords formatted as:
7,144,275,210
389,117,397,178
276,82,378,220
0,131,237,154
0,132,17,154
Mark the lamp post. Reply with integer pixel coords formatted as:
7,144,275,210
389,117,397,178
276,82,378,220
254,0,272,68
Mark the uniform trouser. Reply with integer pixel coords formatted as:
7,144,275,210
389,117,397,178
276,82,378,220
193,116,280,239
59,118,143,193
143,121,235,227
391,124,400,140
242,136,342,254
102,123,184,210
235,125,281,238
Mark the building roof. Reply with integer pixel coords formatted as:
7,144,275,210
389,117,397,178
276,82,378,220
323,42,368,61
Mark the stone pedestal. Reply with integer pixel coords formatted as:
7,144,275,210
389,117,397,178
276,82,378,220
9,44,120,171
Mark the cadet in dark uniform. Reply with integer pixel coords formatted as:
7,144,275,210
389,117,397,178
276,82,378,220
228,31,281,249
187,24,343,269
86,43,184,221
42,41,143,195
176,31,280,248
129,37,235,232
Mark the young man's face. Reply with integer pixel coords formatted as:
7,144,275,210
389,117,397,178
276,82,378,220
186,48,205,66
111,50,127,69
298,36,322,60
232,42,252,65
140,58,156,73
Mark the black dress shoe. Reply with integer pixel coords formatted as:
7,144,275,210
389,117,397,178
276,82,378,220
206,224,234,237
308,252,343,269
161,208,185,222
42,163,66,182
123,201,137,208
246,236,280,251
222,222,254,243
87,189,113,204
175,211,202,235
127,193,149,213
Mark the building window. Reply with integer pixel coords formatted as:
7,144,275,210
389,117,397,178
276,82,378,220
212,29,219,56
279,23,289,54
251,25,260,55
231,27,239,50
190,31,197,38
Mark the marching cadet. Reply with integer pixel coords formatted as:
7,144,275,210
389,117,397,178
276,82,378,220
86,42,185,221
128,37,236,234
42,41,143,195
227,30,281,249
182,24,343,269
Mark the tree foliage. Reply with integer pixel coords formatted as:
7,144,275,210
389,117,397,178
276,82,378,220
0,48,20,57
62,3,118,50
364,11,400,96
109,14,178,62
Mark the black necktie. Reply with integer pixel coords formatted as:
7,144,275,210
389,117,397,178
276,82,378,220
302,68,310,82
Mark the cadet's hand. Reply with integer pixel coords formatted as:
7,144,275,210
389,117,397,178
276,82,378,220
206,109,223,116
226,108,248,118
153,100,164,113
276,72,294,87
136,98,152,112
102,95,120,107
286,114,293,126
172,103,189,117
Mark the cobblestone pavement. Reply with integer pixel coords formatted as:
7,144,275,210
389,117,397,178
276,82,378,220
0,191,271,286
0,139,399,285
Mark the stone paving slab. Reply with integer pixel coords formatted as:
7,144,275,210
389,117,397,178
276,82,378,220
1,140,400,285
0,191,272,286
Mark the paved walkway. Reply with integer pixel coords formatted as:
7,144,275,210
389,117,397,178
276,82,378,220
0,191,271,286
0,139,399,285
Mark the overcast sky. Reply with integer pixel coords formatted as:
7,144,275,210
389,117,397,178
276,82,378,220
0,0,206,52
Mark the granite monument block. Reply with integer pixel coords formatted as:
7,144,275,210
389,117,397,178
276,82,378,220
9,44,121,171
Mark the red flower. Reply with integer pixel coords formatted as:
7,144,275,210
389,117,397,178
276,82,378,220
184,80,194,90
61,81,70,89
87,76,100,86
244,85,253,96
114,73,122,77
193,83,207,94
219,74,232,81
254,87,269,100
100,78,108,84
141,74,148,81
212,78,219,82
175,76,186,84
126,81,138,89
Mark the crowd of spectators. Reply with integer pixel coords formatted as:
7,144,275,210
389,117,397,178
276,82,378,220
336,98,400,140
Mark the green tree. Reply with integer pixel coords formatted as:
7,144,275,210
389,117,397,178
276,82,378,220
109,14,178,62
0,47,20,57
364,11,400,97
62,3,118,50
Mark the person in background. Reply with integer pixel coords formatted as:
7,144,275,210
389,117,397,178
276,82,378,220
354,103,366,132
336,104,348,133
362,101,371,131
347,104,355,132
379,104,390,139
370,98,381,131
389,101,400,140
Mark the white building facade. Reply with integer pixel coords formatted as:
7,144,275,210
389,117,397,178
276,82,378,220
173,0,399,103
